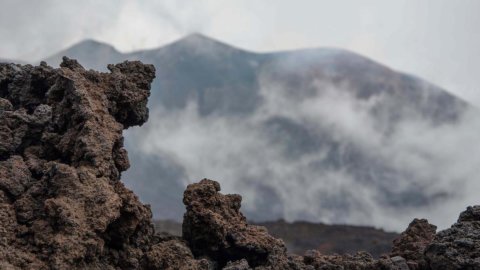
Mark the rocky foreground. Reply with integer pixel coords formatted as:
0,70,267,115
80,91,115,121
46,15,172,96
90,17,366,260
0,59,478,269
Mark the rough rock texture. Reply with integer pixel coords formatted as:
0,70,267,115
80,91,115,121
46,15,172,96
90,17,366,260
182,179,288,268
303,250,409,270
181,179,416,270
0,59,206,269
1,59,479,270
391,219,437,269
425,206,480,269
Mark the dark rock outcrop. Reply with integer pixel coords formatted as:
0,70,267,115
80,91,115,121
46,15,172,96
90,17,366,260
0,59,478,270
425,206,480,269
0,59,206,269
391,219,437,269
182,179,292,269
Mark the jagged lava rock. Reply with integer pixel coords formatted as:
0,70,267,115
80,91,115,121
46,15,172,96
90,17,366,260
390,218,437,269
182,179,292,268
425,206,480,269
0,58,207,269
182,179,413,270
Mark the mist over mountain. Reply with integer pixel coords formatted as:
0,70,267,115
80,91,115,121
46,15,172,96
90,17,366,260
40,34,478,231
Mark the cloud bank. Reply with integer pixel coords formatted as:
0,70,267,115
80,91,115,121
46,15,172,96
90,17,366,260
125,71,480,232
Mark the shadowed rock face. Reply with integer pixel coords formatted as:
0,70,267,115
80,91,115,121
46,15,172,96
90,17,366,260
182,179,288,268
391,219,437,269
0,58,205,269
0,59,478,270
425,206,480,270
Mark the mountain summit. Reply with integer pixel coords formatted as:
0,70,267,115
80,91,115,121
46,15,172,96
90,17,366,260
44,39,122,70
174,32,224,45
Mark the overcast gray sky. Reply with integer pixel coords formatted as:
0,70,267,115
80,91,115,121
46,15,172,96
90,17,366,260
1,0,479,106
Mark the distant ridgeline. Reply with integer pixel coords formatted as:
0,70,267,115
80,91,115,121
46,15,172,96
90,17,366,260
23,34,472,230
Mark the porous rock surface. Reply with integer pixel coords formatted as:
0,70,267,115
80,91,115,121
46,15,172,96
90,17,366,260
0,59,479,270
182,179,294,269
425,206,480,269
390,219,437,269
0,58,203,269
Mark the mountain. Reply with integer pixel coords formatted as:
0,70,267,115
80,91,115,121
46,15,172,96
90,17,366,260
41,34,476,230
128,34,265,115
44,39,123,71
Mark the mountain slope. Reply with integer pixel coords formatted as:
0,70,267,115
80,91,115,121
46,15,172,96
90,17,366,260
41,34,477,230
44,39,124,71
127,33,265,115
43,34,466,120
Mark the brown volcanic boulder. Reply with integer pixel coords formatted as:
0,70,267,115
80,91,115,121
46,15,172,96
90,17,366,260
181,179,413,270
391,218,437,269
0,59,207,269
425,206,480,270
182,179,291,268
144,238,212,270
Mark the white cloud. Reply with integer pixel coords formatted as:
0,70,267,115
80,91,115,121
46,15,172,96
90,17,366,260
126,72,480,231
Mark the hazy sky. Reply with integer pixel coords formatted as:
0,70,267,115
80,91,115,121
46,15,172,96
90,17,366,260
1,0,479,105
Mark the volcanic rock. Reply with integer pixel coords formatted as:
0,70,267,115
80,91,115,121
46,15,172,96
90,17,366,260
181,179,412,270
391,218,437,269
182,179,289,268
425,206,480,269
0,58,206,269
303,250,405,270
